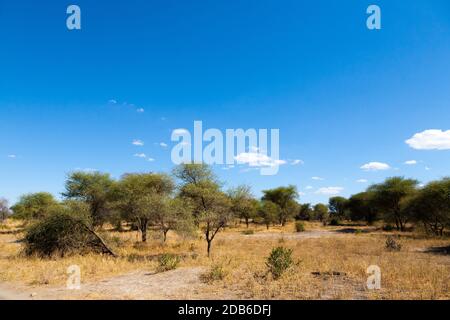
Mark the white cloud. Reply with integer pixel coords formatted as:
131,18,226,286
7,154,16,159
305,186,314,190
356,179,368,183
404,160,417,165
132,139,144,146
136,108,145,113
108,99,117,104
235,152,287,168
311,176,324,181
160,142,168,148
360,162,390,171
315,187,343,195
291,159,304,165
425,166,431,171
133,153,146,158
406,129,450,150
298,191,306,196
147,158,155,162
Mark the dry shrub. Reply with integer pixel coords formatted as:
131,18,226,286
266,246,294,280
157,253,180,272
24,212,111,258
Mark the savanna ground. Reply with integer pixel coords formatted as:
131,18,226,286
0,220,449,300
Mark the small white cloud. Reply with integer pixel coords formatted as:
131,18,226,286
136,108,145,113
160,142,168,148
132,139,144,146
360,162,390,171
134,153,146,158
298,191,306,196
235,152,286,168
404,160,417,165
312,176,324,181
406,129,450,150
425,166,431,171
305,186,314,190
108,99,117,104
147,158,155,162
291,159,304,165
418,183,425,188
7,154,17,159
356,179,368,183
315,187,343,195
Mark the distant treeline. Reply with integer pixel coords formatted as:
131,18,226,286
2,164,449,256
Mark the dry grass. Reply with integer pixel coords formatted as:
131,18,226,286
0,219,449,299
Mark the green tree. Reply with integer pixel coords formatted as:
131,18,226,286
258,200,279,230
369,177,418,231
151,197,194,242
11,192,59,220
296,203,313,221
313,203,329,223
62,171,115,227
174,163,232,257
347,192,378,224
261,185,298,226
114,173,175,242
0,198,11,222
328,196,348,220
407,178,450,236
228,185,258,228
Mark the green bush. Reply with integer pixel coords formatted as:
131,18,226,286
201,263,227,283
382,224,395,231
24,212,107,257
295,221,305,232
266,246,294,280
242,229,254,235
157,253,180,272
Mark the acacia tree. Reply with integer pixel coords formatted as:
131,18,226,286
328,196,348,220
11,192,59,220
261,185,298,226
313,203,329,223
369,177,418,231
346,192,378,224
296,203,313,221
228,185,258,228
407,178,450,236
0,198,11,222
150,197,194,242
258,200,279,229
174,163,232,257
62,171,115,227
114,173,175,242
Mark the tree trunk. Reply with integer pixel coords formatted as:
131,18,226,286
207,240,212,258
163,229,168,243
245,218,249,228
141,228,147,242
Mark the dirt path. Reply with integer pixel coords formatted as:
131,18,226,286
0,283,31,300
25,267,238,300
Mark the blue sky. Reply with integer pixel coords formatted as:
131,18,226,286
1,0,450,204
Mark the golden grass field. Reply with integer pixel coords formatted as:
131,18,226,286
0,219,449,300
